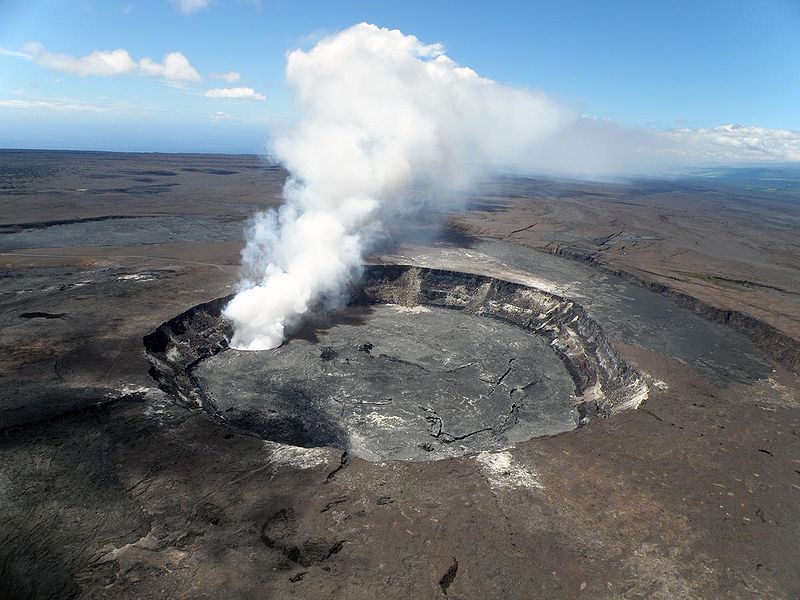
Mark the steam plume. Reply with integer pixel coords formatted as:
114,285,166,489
224,23,580,350
223,22,799,350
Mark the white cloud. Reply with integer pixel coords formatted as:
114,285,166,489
210,71,241,82
663,124,800,163
10,43,202,83
0,98,110,112
0,46,33,59
171,0,211,14
211,110,232,120
27,44,137,77
204,86,265,100
139,52,202,82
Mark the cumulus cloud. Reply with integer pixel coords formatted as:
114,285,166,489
210,71,241,82
12,43,201,82
204,86,265,100
171,0,210,14
24,43,136,76
139,52,202,82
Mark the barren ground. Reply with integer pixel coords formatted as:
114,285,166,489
1,151,798,599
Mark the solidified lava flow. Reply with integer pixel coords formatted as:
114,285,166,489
143,265,648,461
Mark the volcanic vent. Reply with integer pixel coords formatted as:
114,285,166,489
144,265,647,461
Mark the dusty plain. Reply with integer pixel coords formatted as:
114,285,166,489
1,150,799,599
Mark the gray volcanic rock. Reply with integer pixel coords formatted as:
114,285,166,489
197,304,577,461
144,265,648,461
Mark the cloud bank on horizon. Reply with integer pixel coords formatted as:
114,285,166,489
665,124,800,163
510,118,800,177
221,22,800,352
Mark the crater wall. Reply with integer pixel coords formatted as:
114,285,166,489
143,265,648,449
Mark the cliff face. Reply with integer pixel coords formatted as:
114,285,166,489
143,294,233,418
548,246,800,374
358,265,648,417
144,265,648,438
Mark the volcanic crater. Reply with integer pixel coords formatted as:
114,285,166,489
144,265,648,461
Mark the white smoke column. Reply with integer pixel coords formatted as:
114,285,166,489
224,23,576,350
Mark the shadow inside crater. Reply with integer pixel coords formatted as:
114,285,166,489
223,380,348,449
285,304,377,344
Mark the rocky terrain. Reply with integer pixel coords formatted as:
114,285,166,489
456,174,800,369
1,151,799,599
143,265,647,461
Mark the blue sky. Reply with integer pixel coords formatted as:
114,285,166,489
1,0,798,153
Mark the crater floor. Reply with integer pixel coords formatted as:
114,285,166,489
195,304,577,461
